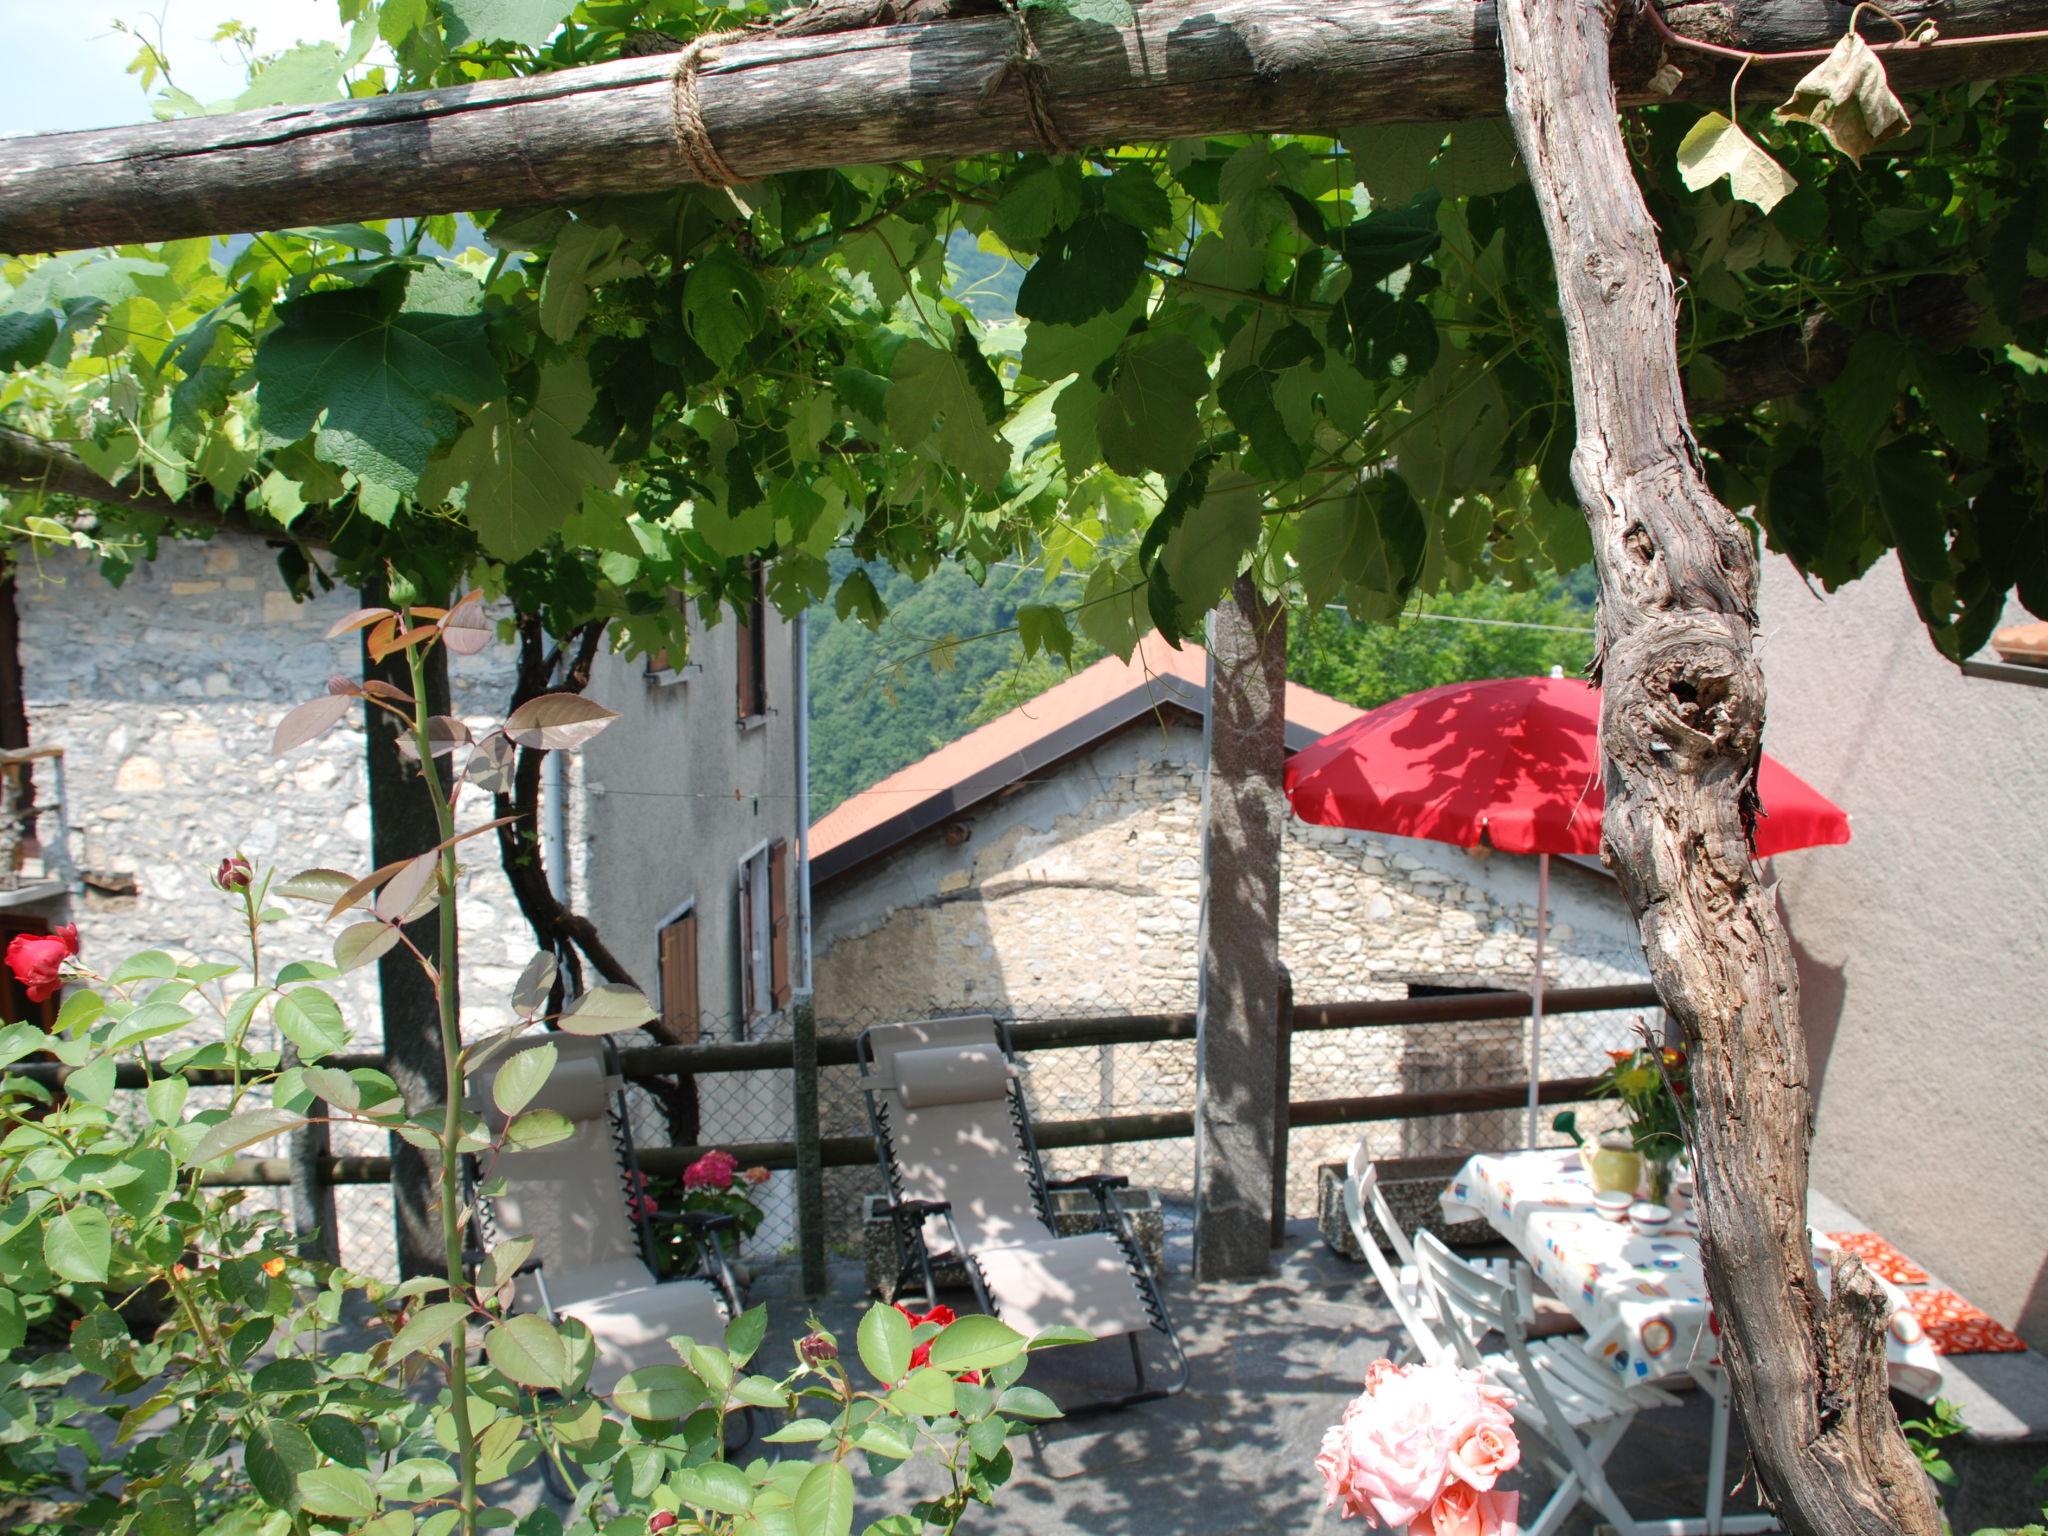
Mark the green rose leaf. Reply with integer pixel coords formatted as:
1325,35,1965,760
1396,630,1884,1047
794,1461,855,1536
857,1300,912,1386
485,1313,575,1391
295,1464,378,1521
925,1315,1027,1374
44,1205,112,1283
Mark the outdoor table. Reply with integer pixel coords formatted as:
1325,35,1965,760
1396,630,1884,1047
1440,1147,1943,1535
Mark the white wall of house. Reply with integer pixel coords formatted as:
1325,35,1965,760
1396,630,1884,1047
1760,553,2048,1347
577,601,805,1041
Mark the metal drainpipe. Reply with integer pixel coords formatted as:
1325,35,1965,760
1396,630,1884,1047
792,608,812,990
542,748,569,907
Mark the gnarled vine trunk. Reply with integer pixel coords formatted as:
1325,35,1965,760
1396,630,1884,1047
1495,4,1939,1533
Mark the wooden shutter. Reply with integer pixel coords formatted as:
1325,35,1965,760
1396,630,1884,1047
769,838,791,1009
734,561,766,719
738,860,756,1021
659,911,699,1045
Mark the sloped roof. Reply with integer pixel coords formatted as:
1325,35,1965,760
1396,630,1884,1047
809,634,1361,886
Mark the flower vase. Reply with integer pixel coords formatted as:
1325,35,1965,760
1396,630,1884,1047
1642,1154,1677,1204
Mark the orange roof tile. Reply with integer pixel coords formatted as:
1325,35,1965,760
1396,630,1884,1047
809,634,1360,884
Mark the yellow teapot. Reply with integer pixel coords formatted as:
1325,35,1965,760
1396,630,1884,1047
1578,1135,1643,1195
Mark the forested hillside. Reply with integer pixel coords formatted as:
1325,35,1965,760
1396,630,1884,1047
807,561,1596,816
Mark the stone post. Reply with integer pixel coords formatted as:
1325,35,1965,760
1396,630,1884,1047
1192,574,1287,1282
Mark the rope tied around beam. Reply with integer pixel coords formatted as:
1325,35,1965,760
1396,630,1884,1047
991,0,1075,157
669,34,745,188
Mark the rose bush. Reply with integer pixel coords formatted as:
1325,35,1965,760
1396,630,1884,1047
0,595,1063,1536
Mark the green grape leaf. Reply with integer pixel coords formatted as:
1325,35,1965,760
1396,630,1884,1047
1097,332,1209,481
443,0,577,48
256,266,501,494
1014,213,1148,326
990,160,1084,249
1160,478,1263,620
886,339,1010,492
1217,367,1310,481
0,311,56,371
425,359,613,562
683,248,768,371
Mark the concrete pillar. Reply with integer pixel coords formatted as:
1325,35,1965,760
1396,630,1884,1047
1193,574,1288,1282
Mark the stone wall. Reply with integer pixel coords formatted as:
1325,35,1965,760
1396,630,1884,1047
17,536,535,1275
812,717,1652,1234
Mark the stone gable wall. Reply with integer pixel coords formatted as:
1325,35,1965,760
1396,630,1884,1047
811,719,1652,1227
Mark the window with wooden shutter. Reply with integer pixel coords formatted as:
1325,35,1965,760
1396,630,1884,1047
734,560,767,721
658,909,699,1045
768,838,791,1009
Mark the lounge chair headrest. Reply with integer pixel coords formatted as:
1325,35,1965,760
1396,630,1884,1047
893,1043,1011,1109
478,1045,615,1125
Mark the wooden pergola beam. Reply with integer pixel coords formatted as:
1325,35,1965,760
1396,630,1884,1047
4,0,2046,254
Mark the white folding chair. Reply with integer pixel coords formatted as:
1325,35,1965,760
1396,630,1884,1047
1341,1140,1558,1353
1415,1228,1691,1536
1340,1142,1452,1364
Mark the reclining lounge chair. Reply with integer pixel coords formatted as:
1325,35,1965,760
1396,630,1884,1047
467,1032,744,1400
858,1015,1189,1413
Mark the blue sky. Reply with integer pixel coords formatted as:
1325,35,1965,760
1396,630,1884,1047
0,1,341,135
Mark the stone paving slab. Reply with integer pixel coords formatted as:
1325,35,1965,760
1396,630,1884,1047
742,1221,1773,1536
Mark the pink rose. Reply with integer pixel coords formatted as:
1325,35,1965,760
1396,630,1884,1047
1364,1357,1404,1395
1316,1362,1522,1529
1423,1483,1519,1536
1448,1419,1520,1492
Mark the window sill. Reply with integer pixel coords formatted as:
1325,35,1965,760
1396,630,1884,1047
736,711,773,733
647,662,703,687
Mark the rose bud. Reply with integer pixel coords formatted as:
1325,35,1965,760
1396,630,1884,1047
798,1332,838,1367
648,1513,678,1533
214,856,253,892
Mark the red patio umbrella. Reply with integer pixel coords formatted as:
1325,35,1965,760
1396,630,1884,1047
1284,673,1850,1139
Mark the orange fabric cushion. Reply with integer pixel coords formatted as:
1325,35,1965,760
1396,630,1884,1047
1825,1231,1930,1285
1903,1289,2028,1355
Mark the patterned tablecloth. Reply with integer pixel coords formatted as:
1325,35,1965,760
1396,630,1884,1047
1440,1148,1943,1397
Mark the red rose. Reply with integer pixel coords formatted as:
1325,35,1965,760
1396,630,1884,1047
894,1302,976,1382
683,1149,738,1191
648,1513,678,1533
7,925,78,1002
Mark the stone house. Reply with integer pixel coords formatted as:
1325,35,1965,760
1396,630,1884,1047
6,532,810,1272
807,635,1652,1219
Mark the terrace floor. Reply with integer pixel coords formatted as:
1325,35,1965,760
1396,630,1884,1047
740,1219,1771,1536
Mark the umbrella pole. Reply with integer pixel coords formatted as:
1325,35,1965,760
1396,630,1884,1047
1528,852,1549,1147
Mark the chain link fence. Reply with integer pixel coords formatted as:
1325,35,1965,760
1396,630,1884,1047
195,947,1658,1284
